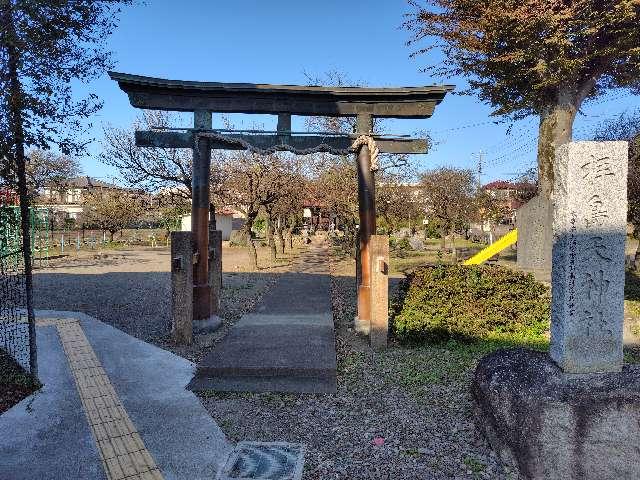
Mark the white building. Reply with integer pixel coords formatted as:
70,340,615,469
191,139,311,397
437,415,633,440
40,176,124,220
180,209,236,241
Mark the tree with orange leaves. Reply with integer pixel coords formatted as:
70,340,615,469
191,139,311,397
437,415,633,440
406,0,640,198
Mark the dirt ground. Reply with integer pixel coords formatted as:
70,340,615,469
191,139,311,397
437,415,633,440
33,243,300,362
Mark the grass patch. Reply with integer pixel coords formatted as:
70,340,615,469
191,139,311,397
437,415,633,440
463,456,487,475
337,351,366,377
380,335,549,399
626,271,640,319
389,251,440,275
624,347,640,363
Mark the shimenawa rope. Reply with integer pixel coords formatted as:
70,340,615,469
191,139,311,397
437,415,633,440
194,131,380,171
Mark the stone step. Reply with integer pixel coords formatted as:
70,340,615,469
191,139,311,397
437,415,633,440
188,373,337,394
192,323,336,380
189,240,337,394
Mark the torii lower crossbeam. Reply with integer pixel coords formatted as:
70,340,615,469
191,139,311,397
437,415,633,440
135,130,428,155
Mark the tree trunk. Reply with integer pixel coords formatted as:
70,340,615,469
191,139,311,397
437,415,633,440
276,230,285,255
244,218,257,270
537,98,578,198
266,216,273,246
451,230,458,264
287,226,294,250
440,226,446,250
276,216,285,254
266,217,276,262
110,231,115,242
247,237,258,270
209,203,217,230
3,0,37,377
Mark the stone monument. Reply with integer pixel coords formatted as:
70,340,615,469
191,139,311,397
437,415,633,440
473,142,640,479
550,141,628,373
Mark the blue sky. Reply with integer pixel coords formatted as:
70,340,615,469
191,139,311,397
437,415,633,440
77,0,640,184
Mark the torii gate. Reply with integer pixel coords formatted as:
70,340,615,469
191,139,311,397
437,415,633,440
109,72,453,332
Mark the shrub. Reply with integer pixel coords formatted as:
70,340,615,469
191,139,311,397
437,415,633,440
392,264,550,343
252,218,266,235
423,222,442,239
394,237,412,251
399,237,413,250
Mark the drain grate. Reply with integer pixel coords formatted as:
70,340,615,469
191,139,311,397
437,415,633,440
217,442,305,480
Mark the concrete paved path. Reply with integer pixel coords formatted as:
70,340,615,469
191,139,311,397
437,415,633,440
190,239,337,394
0,310,231,480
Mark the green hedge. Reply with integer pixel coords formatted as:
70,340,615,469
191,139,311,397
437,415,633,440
392,264,550,342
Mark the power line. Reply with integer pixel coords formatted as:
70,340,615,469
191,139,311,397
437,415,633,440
482,118,537,154
429,119,501,134
485,135,538,165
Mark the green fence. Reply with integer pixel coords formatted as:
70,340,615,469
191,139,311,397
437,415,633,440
0,206,50,266
0,206,48,374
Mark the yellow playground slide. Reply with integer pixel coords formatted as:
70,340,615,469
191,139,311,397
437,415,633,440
463,228,518,265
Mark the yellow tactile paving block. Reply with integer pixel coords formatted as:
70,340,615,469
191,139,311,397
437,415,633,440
37,318,165,480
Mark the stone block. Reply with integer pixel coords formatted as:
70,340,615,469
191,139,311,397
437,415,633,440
171,231,193,345
369,235,389,349
354,231,370,334
516,194,552,272
551,141,628,373
473,348,640,480
408,236,425,251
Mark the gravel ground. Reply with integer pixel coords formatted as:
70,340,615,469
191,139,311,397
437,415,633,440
198,249,519,480
33,244,297,363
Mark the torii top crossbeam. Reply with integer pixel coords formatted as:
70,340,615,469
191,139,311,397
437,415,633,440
109,72,454,118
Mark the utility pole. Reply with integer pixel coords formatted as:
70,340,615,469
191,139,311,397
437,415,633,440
473,151,485,190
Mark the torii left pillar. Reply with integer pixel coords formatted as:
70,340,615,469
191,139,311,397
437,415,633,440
192,110,212,321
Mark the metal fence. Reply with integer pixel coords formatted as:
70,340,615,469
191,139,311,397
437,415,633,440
0,206,36,373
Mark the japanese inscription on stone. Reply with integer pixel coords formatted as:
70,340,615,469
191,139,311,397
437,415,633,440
550,142,628,374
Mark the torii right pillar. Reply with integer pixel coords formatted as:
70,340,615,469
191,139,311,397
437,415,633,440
355,113,376,335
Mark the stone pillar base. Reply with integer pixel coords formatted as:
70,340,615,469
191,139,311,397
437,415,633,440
192,315,223,335
472,348,640,480
353,316,370,335
208,229,223,316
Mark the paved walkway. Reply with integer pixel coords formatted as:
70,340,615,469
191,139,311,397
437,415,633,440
190,239,337,394
0,311,231,480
